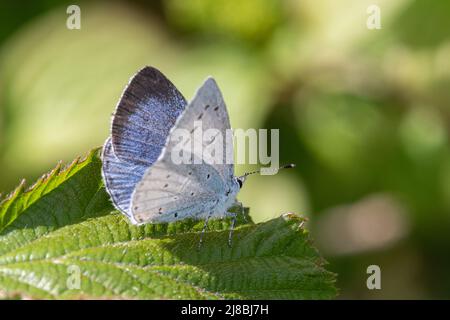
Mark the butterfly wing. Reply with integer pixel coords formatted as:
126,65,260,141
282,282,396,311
131,78,235,224
131,154,225,224
102,67,186,217
101,138,141,219
111,66,186,165
166,77,235,183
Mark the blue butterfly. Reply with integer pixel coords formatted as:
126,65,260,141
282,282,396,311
102,66,294,246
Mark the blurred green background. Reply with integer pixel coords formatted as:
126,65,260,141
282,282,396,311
0,0,449,299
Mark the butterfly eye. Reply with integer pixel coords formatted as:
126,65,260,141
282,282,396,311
237,179,243,189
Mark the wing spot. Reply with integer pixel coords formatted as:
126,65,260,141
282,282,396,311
226,189,231,196
214,106,219,111
191,192,195,196
197,113,203,120
205,104,210,110
158,208,163,214
188,171,192,175
174,213,178,218
166,174,170,178
164,183,168,188
207,174,210,179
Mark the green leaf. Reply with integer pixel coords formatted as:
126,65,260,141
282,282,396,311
0,149,336,299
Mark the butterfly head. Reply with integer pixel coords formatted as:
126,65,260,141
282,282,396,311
236,176,247,189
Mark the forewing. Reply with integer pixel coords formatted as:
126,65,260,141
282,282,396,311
168,77,234,182
111,66,186,166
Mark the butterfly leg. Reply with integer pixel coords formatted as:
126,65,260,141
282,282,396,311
229,201,246,223
198,216,210,249
227,212,237,247
236,201,247,223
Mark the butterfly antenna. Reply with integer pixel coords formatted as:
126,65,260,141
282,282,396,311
243,169,260,177
243,163,296,177
280,163,296,170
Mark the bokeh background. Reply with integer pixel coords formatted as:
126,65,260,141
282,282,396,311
0,0,449,299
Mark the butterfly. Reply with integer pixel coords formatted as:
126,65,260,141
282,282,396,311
102,66,294,247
